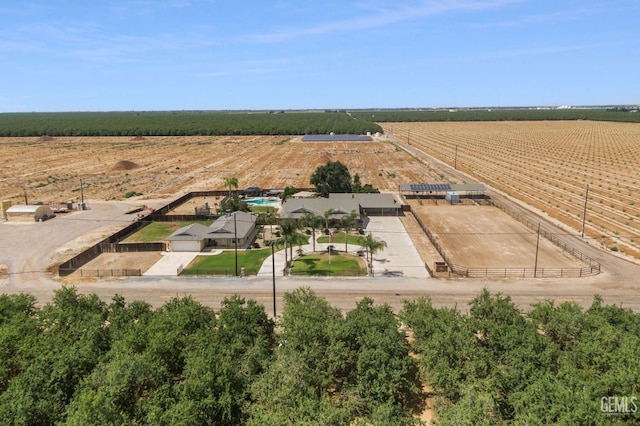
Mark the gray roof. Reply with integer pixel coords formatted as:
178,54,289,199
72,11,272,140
166,223,210,241
167,211,256,241
329,193,399,209
280,197,360,220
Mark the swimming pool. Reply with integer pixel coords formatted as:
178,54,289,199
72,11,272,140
246,197,281,207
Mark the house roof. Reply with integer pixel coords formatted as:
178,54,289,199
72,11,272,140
280,198,360,219
166,211,257,242
329,193,399,209
207,211,256,238
166,223,211,241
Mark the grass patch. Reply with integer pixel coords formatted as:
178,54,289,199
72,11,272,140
124,221,213,242
290,253,367,276
250,205,278,214
317,232,364,246
182,248,272,276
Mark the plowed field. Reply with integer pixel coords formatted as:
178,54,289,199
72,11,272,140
383,121,640,260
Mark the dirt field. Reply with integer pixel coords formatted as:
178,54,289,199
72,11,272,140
409,201,586,270
3,125,640,316
383,121,640,260
0,134,456,205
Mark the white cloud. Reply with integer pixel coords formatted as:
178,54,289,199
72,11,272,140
243,0,526,43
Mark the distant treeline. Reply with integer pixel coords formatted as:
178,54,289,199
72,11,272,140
0,111,383,137
351,107,640,123
1,108,639,137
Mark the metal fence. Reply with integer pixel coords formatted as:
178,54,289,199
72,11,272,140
58,268,141,277
487,199,601,274
100,242,166,253
404,196,601,279
449,264,597,279
179,268,243,277
289,269,368,277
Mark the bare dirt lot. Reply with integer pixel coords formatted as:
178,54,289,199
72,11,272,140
409,201,586,270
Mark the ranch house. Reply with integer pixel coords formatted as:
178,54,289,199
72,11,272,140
166,210,258,252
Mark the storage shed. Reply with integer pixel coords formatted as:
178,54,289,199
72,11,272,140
445,191,460,204
6,205,54,222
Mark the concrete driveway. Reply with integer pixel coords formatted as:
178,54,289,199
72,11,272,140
258,216,429,279
144,250,222,276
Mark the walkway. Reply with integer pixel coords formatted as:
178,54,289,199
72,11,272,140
258,217,429,279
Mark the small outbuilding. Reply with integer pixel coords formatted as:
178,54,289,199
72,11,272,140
6,205,54,222
243,187,263,197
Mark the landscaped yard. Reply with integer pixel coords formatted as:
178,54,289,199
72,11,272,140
316,232,364,247
181,248,271,276
289,253,367,276
123,221,213,242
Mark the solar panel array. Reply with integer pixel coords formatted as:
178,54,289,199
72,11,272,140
301,134,373,142
409,183,452,192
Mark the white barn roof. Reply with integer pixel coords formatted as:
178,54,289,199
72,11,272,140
6,205,46,213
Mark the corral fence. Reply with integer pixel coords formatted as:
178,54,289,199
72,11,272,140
58,268,141,277
449,264,596,279
403,196,601,278
405,204,456,273
487,199,601,274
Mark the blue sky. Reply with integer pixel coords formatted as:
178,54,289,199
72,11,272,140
1,1,638,112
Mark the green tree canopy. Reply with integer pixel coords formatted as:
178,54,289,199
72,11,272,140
310,161,353,196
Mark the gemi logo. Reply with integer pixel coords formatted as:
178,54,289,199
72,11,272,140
601,396,638,416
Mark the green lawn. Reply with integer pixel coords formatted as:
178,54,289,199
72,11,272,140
316,232,364,246
289,253,367,276
181,249,272,276
124,221,213,242
250,205,278,214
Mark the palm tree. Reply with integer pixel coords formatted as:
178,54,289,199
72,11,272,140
223,176,239,198
340,210,359,253
280,219,298,271
322,208,336,232
302,212,323,252
360,233,387,276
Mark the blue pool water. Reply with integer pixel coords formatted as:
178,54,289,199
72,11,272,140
246,197,280,207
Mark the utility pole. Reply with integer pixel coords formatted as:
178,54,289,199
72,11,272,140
234,212,238,277
454,145,458,170
271,242,276,318
581,184,589,238
80,178,84,206
534,223,541,278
